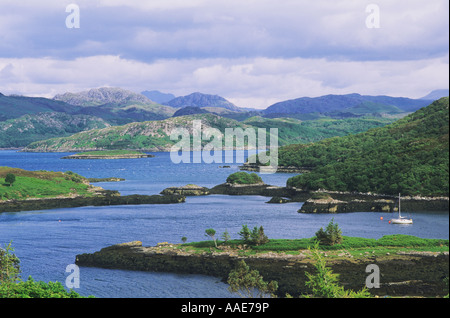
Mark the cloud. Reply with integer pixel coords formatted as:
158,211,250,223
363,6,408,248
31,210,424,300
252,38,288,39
1,54,448,108
0,1,448,108
0,0,448,61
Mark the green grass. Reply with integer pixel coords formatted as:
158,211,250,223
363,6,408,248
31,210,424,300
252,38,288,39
0,167,91,201
181,235,449,256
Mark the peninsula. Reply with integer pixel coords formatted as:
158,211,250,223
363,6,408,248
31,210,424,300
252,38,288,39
75,236,449,297
61,150,155,159
0,167,184,213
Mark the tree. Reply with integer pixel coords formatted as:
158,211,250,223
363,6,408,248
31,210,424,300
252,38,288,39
238,225,251,242
221,229,230,243
205,228,218,248
250,226,269,246
239,225,269,246
181,236,187,244
304,243,370,298
5,173,16,187
227,260,278,298
315,218,342,246
0,241,21,285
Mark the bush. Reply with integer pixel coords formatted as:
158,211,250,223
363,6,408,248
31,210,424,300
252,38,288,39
239,225,269,246
315,219,343,246
226,172,263,185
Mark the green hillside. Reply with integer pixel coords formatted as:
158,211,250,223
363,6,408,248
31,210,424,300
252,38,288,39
281,98,449,197
23,113,396,153
243,116,395,146
23,114,251,152
0,112,110,148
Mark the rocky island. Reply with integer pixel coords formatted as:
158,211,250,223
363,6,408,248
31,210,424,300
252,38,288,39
61,150,155,159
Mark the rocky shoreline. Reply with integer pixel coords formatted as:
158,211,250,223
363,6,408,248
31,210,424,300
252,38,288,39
160,183,449,213
75,241,449,297
0,191,185,213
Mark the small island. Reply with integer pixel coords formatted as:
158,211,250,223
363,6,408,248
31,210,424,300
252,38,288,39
61,150,155,160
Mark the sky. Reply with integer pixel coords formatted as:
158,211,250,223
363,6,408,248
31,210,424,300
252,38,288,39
0,0,448,109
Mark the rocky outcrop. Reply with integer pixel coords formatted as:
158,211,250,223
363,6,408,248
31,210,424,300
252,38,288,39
75,241,449,297
298,193,449,213
239,163,311,173
209,183,292,197
160,184,210,196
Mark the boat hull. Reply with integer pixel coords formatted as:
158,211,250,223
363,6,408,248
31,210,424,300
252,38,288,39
390,218,413,224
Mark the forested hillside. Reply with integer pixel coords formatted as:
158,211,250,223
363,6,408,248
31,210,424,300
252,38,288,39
282,98,449,197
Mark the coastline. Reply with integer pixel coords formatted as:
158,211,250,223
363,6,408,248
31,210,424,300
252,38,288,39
0,191,185,213
161,183,450,213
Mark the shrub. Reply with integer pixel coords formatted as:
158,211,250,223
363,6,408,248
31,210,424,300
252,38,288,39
227,260,278,298
315,218,343,246
226,172,263,185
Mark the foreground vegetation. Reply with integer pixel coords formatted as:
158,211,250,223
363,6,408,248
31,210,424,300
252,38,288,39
0,242,91,298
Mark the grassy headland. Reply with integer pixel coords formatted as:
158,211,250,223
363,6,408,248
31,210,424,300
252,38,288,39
0,167,92,201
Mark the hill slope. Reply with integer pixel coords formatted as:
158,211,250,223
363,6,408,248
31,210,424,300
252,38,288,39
0,112,110,148
0,93,80,121
23,114,251,152
282,98,449,197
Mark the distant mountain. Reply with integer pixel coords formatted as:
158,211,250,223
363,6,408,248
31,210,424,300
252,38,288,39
263,93,431,116
420,89,449,101
52,87,176,125
166,92,243,112
141,90,176,104
0,93,80,121
54,87,152,106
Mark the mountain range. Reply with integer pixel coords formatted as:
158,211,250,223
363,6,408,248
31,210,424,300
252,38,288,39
0,87,448,148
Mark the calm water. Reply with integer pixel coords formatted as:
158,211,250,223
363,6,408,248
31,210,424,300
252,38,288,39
0,150,448,298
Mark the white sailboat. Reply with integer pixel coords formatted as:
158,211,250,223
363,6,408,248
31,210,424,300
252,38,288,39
390,193,413,224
